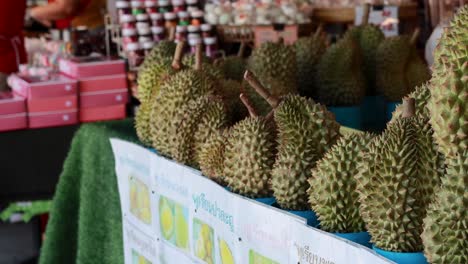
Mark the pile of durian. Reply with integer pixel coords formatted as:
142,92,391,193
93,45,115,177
135,5,467,263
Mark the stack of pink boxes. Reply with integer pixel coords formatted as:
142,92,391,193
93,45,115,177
8,74,79,129
0,92,27,132
59,57,128,122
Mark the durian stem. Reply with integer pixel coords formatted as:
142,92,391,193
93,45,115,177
402,98,416,118
238,42,246,58
314,24,323,38
168,26,176,41
239,93,258,118
410,28,421,45
362,3,371,26
172,41,185,70
195,43,203,70
243,70,280,108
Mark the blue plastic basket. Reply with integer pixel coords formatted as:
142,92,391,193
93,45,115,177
334,231,371,248
254,197,276,206
361,96,386,131
287,209,319,227
385,101,401,122
373,246,428,264
328,105,362,129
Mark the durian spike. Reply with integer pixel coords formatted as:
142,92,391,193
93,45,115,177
239,93,258,118
243,70,280,108
238,42,246,58
410,28,421,45
402,97,416,118
314,24,323,38
171,41,185,70
194,43,203,70
362,3,371,26
168,26,176,41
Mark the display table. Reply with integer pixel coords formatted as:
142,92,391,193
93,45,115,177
39,119,137,264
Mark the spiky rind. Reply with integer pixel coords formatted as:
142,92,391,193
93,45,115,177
135,100,153,146
199,130,229,185
224,117,276,198
219,56,246,81
429,6,468,157
309,133,374,233
316,36,366,106
356,117,444,252
392,82,431,121
271,95,341,210
422,150,468,264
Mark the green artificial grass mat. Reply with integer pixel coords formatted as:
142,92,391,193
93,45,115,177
39,119,138,264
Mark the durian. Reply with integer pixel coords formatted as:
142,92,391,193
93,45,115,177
316,35,366,106
150,44,217,157
216,42,247,81
294,26,327,98
218,80,248,124
199,130,229,185
223,93,276,198
391,82,431,121
376,29,430,102
356,99,444,252
309,133,374,233
135,41,185,146
139,40,177,72
422,150,468,264
429,6,468,157
345,4,385,95
245,71,341,210
246,40,297,114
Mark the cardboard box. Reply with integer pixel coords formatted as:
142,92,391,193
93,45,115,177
59,57,126,78
79,74,128,93
27,95,77,113
80,89,128,108
8,74,77,99
79,104,126,122
0,113,27,132
28,110,78,129
0,92,26,115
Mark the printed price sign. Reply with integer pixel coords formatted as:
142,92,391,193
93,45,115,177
122,218,158,264
355,6,399,36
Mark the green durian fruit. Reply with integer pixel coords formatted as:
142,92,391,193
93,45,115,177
218,80,248,124
199,130,229,185
139,40,177,71
217,42,247,81
137,41,184,104
150,47,217,157
422,150,468,264
170,95,227,167
294,27,327,98
135,41,186,146
182,52,224,79
223,94,276,198
429,6,468,157
376,29,430,101
246,40,297,114
391,82,431,121
356,99,444,252
135,101,153,146
309,133,374,233
345,5,385,95
316,35,366,106
245,71,341,209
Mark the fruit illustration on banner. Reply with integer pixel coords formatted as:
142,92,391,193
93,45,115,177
219,239,235,264
249,250,279,264
175,204,189,250
132,249,152,264
129,176,152,224
193,219,215,264
159,196,175,241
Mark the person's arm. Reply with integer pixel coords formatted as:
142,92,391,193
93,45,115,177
30,0,81,22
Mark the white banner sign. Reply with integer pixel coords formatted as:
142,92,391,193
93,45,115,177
110,139,394,264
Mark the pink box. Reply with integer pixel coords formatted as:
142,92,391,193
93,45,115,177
80,89,128,108
80,104,126,123
8,74,78,99
27,95,77,113
0,92,26,115
79,74,127,93
28,109,78,129
59,57,126,78
0,113,27,132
